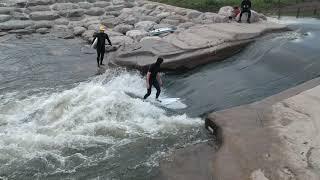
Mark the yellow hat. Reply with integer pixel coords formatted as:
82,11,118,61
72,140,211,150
99,25,105,31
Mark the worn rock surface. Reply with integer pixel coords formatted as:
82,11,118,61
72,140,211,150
113,21,286,71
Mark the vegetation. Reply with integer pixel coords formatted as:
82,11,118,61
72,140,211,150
151,0,305,12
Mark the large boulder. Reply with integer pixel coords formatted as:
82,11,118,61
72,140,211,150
55,18,70,25
166,14,187,23
27,0,55,6
8,28,33,34
126,29,147,41
160,19,180,26
85,7,104,16
174,7,188,16
105,11,121,17
156,12,171,20
12,12,30,20
178,22,195,29
105,5,125,11
139,15,160,23
0,7,14,15
0,14,11,23
27,5,51,11
134,21,156,31
82,16,100,28
88,23,100,31
236,10,260,23
139,36,161,42
116,14,138,25
94,1,111,8
36,27,49,34
186,10,202,19
112,0,124,5
58,9,85,18
52,3,79,11
30,11,59,20
153,23,175,29
110,35,134,46
193,12,228,24
78,2,93,9
113,24,133,34
143,3,157,10
33,20,54,29
82,29,95,42
100,15,117,28
218,6,234,17
105,30,123,36
0,20,34,30
68,21,84,28
73,26,86,35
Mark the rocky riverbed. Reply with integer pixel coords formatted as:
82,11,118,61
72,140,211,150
0,0,287,71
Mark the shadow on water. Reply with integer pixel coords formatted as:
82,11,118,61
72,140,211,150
165,17,320,117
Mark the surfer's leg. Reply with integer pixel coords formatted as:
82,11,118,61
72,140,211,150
100,51,105,65
143,87,151,99
154,81,161,99
96,50,101,67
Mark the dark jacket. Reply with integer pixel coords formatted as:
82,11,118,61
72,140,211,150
92,32,112,51
241,0,251,10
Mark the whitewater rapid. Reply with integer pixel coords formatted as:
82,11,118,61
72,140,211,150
0,69,205,179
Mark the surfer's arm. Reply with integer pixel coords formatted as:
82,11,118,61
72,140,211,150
106,34,112,46
157,73,162,86
146,72,151,89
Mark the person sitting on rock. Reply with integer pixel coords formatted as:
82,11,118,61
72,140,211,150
92,25,112,67
229,6,241,21
143,57,164,102
238,0,252,23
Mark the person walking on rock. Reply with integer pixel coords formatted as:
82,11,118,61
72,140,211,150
92,25,112,67
143,57,164,102
238,0,252,23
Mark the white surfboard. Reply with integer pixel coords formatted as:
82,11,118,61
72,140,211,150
125,92,187,110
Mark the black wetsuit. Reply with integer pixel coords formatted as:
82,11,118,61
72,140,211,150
92,32,112,66
143,63,161,99
239,0,252,22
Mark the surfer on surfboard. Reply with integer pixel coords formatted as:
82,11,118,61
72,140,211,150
92,25,112,68
143,57,164,102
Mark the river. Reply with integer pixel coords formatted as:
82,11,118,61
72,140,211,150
0,17,319,179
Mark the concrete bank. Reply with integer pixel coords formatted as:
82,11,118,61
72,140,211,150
156,77,320,180
206,77,320,180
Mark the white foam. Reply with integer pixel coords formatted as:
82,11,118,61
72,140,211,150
0,69,202,176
